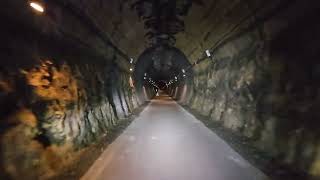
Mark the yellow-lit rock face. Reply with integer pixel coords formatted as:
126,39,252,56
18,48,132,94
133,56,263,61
0,61,84,179
21,61,81,144
0,78,13,93
2,123,78,180
16,108,38,128
0,57,139,179
0,1,146,179
24,61,78,102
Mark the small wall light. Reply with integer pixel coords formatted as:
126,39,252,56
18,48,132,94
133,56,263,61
205,49,211,57
30,1,45,13
130,68,133,72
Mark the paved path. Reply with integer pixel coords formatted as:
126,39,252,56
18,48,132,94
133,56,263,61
81,95,269,180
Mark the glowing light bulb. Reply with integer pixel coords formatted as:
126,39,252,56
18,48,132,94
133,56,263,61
30,2,44,13
205,49,211,57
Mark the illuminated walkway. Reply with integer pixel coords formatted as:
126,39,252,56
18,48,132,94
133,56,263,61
81,95,269,180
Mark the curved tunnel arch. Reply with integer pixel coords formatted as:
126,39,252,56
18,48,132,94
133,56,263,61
133,45,193,102
2,1,320,179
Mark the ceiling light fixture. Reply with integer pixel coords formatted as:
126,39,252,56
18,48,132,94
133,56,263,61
205,49,211,57
30,2,44,13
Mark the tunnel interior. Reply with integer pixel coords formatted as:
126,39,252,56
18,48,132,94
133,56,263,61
134,45,193,101
1,0,320,179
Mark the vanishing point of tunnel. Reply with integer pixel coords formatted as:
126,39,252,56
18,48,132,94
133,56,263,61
1,1,320,180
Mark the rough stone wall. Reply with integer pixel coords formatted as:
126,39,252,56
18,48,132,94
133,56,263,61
0,50,139,180
0,2,142,179
178,0,320,177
